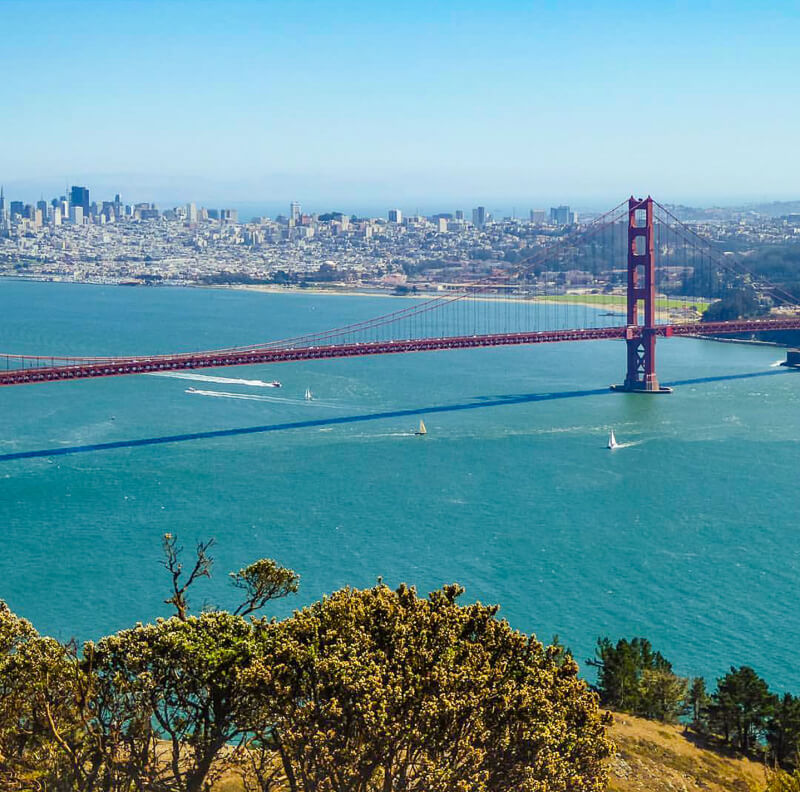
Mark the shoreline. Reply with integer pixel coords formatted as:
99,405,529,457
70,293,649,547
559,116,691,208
690,334,794,348
0,273,704,320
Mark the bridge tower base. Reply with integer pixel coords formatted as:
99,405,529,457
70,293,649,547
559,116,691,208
611,196,672,394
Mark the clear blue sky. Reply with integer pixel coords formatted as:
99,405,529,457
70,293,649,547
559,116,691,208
2,0,799,212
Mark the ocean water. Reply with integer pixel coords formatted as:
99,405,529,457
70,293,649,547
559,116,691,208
1,279,799,691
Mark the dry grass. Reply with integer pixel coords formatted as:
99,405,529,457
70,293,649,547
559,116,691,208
608,711,769,792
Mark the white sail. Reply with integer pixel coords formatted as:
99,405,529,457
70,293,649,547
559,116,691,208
607,430,618,449
305,388,312,401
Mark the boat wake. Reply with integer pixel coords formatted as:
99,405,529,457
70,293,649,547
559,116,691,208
149,372,281,387
184,388,347,408
185,388,298,403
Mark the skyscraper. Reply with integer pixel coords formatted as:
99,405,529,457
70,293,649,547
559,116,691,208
472,206,486,228
186,202,198,223
70,186,90,215
290,201,301,223
0,186,5,215
388,208,402,224
550,205,570,225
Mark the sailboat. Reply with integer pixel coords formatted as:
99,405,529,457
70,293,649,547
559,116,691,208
414,420,427,436
304,388,313,401
607,429,619,450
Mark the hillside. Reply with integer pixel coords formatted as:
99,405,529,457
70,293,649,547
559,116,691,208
212,711,770,792
608,712,767,792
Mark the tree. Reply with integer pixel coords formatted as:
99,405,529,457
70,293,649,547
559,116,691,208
587,636,673,715
162,533,298,620
708,666,776,753
768,693,800,767
688,676,710,731
244,583,613,792
231,559,300,617
89,611,259,792
702,288,768,322
0,604,120,792
638,668,689,723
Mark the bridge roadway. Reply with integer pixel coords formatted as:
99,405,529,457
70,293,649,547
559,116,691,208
2,317,800,386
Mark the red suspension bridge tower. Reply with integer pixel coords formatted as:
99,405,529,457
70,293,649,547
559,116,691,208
613,196,672,393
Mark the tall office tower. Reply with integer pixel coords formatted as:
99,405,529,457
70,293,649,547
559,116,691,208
60,199,69,218
530,209,547,224
455,209,464,220
472,206,486,228
9,201,24,218
70,186,90,215
290,201,301,223
220,208,238,223
549,205,570,225
388,208,402,223
52,206,62,226
33,209,43,228
0,185,5,214
569,211,579,225
36,199,48,219
186,202,198,223
70,205,84,225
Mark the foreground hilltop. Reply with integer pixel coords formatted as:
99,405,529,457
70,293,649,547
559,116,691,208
608,712,766,792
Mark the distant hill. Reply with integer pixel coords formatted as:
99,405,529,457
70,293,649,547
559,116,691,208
608,711,767,792
664,200,800,221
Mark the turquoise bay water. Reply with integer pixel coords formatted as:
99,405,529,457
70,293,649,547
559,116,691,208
1,279,799,690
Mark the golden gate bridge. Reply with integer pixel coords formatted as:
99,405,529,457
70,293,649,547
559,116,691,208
3,196,800,391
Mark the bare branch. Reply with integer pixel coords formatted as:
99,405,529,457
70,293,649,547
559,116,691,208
162,534,215,620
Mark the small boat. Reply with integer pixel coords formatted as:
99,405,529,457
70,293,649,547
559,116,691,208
186,387,198,393
304,388,313,401
414,420,427,436
270,381,282,388
607,429,619,449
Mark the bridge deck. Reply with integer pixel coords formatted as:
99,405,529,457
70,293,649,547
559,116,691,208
2,317,800,386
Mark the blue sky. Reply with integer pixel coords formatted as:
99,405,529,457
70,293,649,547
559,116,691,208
1,0,799,211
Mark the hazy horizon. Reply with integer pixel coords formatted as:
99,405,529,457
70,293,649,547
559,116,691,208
3,0,800,210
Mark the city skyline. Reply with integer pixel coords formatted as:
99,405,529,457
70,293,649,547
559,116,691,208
2,1,800,207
